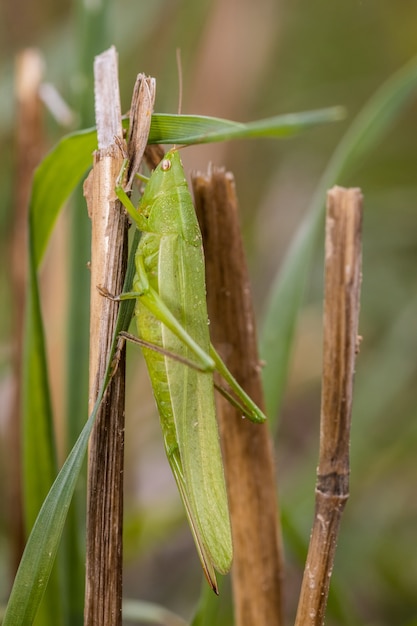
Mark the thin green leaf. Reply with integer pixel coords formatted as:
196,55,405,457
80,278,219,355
30,128,97,268
22,227,63,626
22,237,57,538
22,128,96,626
147,107,344,144
3,404,97,626
5,233,139,626
260,53,417,425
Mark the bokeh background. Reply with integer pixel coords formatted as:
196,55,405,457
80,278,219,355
1,1,417,624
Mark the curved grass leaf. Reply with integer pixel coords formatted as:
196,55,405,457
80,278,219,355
22,232,63,626
30,128,98,267
260,54,417,425
147,107,344,144
3,409,96,626
23,239,57,535
6,233,139,626
19,127,98,626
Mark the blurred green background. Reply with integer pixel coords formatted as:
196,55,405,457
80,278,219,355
1,1,417,625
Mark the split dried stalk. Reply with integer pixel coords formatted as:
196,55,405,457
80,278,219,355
84,46,155,626
294,186,363,626
192,167,284,626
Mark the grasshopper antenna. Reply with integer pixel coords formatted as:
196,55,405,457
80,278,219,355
176,47,183,116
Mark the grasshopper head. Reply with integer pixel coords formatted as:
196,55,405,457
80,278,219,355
139,148,201,243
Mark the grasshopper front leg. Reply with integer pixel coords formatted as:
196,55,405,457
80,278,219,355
99,260,215,372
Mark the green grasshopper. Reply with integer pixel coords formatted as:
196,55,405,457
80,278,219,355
109,148,266,593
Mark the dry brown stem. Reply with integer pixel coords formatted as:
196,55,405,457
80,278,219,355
192,166,284,626
294,186,363,626
84,47,155,626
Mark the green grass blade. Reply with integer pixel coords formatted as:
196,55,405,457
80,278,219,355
147,107,344,144
23,128,97,625
3,405,96,626
30,128,97,268
22,236,57,540
260,54,417,425
5,233,139,626
22,224,63,626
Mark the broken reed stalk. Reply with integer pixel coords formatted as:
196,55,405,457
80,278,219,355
294,186,363,626
192,167,284,626
84,48,127,626
84,46,155,626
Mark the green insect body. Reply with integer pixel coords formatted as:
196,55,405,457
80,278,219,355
116,148,266,592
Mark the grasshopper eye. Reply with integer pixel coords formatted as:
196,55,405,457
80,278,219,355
161,158,172,171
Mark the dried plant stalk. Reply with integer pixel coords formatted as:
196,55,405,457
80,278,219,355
294,186,363,626
84,46,155,626
84,47,127,626
192,167,284,626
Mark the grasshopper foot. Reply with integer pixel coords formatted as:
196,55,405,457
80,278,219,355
97,285,121,301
